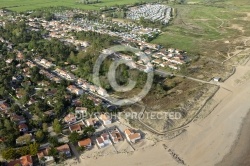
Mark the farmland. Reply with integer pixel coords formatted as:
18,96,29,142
0,0,155,11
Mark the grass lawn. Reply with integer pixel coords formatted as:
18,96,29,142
0,0,155,12
151,0,250,55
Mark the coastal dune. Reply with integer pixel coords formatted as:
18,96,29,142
73,62,250,166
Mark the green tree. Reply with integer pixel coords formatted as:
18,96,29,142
1,148,18,160
48,147,58,157
52,119,62,134
17,146,29,156
35,130,44,142
83,126,95,137
0,120,3,129
68,131,80,144
29,142,39,155
48,136,59,146
16,134,31,145
42,123,48,132
4,119,12,131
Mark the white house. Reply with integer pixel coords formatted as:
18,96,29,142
102,49,114,55
75,107,88,117
67,85,83,95
81,82,90,90
89,85,97,92
168,64,178,70
99,114,112,125
97,87,108,97
213,77,221,82
96,137,105,148
162,56,170,61
124,129,141,143
101,133,111,145
168,48,175,53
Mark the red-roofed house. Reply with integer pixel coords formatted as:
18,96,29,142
8,155,33,166
0,102,9,111
37,147,55,165
56,144,71,158
18,123,28,132
78,138,92,149
69,124,82,133
124,129,141,143
64,113,76,124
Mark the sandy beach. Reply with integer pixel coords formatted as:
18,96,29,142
217,110,250,166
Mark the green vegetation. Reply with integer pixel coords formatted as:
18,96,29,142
151,0,250,55
0,0,156,12
1,143,39,160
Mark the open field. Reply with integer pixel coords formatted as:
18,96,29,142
153,1,250,54
0,0,155,11
151,0,250,80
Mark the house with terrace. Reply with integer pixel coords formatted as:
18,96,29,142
124,128,141,143
109,128,123,144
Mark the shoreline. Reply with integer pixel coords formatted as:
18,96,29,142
64,61,250,166
216,108,250,166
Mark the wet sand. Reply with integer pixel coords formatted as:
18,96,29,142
217,109,250,166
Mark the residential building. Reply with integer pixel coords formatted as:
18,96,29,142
18,123,28,132
8,155,33,166
97,87,108,97
96,137,105,148
67,85,83,95
10,114,26,124
56,144,71,158
37,147,55,165
85,118,100,128
99,114,112,125
168,48,175,53
89,85,97,92
100,133,111,145
168,64,178,70
213,77,221,82
69,124,82,133
124,129,141,143
78,138,92,149
64,113,76,124
109,128,123,143
0,102,9,111
81,82,89,90
75,107,87,117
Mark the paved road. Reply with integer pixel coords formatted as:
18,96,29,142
69,143,82,164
